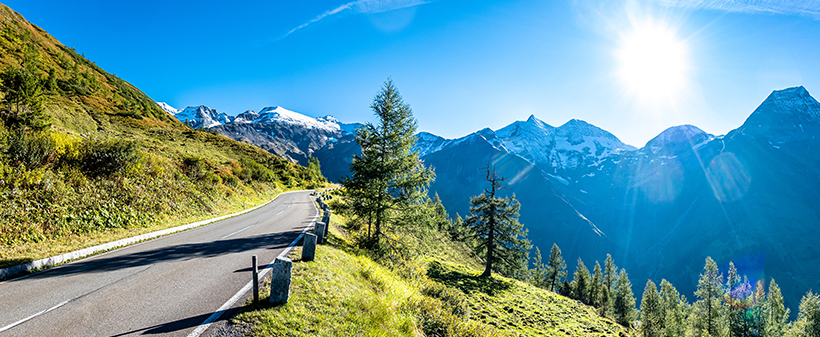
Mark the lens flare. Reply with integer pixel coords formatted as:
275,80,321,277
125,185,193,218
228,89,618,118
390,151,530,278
724,280,765,310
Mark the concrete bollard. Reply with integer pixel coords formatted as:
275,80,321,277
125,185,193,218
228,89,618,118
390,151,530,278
314,222,326,244
269,257,292,305
302,233,317,261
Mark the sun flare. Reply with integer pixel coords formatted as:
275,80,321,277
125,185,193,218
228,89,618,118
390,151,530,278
616,20,689,106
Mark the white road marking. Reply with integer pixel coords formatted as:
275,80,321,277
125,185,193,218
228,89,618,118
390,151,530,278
220,225,254,239
0,300,69,333
186,195,319,337
275,211,283,216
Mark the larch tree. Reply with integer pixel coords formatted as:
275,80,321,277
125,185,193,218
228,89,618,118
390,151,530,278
640,279,664,337
465,165,531,277
572,258,592,304
530,247,548,289
591,261,603,308
342,79,434,246
765,279,789,337
660,279,688,337
692,257,725,337
613,269,637,327
546,243,567,292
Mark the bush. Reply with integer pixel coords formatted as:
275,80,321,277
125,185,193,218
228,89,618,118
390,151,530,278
3,130,57,170
234,158,276,183
79,138,140,177
182,156,221,184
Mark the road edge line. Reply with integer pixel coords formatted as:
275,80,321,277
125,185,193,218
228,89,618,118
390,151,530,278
186,194,320,337
0,190,308,282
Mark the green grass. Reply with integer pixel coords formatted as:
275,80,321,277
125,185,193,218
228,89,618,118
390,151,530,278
232,210,634,336
0,6,328,270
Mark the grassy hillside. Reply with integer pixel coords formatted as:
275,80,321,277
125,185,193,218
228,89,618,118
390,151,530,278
232,203,634,336
0,4,326,270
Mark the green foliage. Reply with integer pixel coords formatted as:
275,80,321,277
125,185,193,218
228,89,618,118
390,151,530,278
77,137,140,177
528,246,548,289
3,129,56,170
546,243,567,293
640,280,664,337
571,258,591,304
659,279,688,337
591,261,603,308
342,79,434,247
765,279,789,337
234,157,276,183
613,269,637,327
791,291,820,337
465,166,531,278
0,65,50,131
692,257,725,337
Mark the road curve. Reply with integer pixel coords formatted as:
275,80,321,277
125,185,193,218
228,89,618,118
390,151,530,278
0,190,317,337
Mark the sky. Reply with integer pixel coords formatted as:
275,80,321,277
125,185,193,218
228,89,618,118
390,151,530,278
4,0,820,147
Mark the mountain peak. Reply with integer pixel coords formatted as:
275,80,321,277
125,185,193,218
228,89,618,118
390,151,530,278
645,125,714,152
738,86,820,142
156,102,179,115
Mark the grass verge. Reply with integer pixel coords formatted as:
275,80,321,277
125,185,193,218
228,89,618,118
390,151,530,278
231,212,633,336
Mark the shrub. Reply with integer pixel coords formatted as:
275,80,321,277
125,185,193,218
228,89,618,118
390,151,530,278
234,158,276,183
79,138,140,177
3,130,57,170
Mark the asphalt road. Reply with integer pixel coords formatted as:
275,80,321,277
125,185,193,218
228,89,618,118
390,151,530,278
0,190,317,337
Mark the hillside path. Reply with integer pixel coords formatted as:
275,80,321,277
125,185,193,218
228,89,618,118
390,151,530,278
0,190,317,337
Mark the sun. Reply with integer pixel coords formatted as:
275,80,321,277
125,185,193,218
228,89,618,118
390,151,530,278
616,20,689,107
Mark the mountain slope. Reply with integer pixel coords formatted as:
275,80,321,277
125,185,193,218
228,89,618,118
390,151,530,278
0,3,325,271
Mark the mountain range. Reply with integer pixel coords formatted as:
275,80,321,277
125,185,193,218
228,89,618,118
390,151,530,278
160,85,820,314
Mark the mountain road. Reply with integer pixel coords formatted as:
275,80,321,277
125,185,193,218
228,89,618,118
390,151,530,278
0,190,318,337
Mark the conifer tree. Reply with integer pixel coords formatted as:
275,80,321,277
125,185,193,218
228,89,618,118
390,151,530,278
599,284,611,318
726,262,746,337
591,261,603,308
529,247,548,289
572,258,591,303
605,254,618,293
692,257,725,337
546,243,567,292
791,291,820,337
465,165,531,277
765,279,789,337
640,280,664,337
343,79,434,246
660,279,688,337
613,269,637,327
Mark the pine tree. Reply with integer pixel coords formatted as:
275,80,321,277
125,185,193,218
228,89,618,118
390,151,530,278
660,279,688,337
342,79,434,246
764,279,789,337
640,280,664,337
431,192,449,231
572,258,591,303
546,243,567,292
613,269,637,327
692,257,724,337
599,284,611,318
529,247,548,289
726,262,746,337
605,254,618,293
0,65,50,131
591,261,603,308
465,165,531,277
792,291,820,337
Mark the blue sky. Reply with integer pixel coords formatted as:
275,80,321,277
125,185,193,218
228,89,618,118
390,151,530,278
5,0,820,147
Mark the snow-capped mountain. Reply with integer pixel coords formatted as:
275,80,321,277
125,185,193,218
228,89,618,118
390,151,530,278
643,125,714,155
414,115,634,183
157,102,179,115
172,105,233,129
160,101,363,171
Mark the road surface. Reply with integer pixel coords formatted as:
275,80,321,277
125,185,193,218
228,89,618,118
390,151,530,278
0,190,317,337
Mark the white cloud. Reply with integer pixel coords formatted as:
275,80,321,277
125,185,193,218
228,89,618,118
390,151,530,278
656,0,820,18
283,0,431,39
